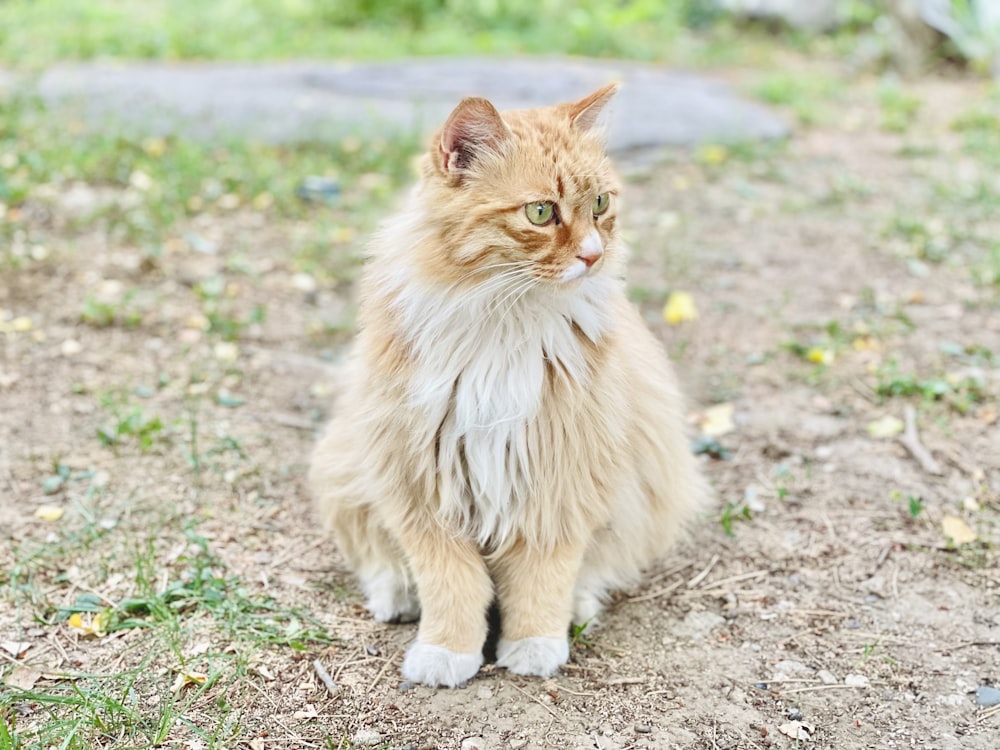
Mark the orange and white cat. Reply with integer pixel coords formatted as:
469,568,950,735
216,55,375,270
309,84,706,688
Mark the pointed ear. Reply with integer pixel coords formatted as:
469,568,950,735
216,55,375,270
567,82,620,131
438,97,511,175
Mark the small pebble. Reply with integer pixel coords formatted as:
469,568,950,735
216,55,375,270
509,740,527,750
352,729,382,747
754,682,769,690
817,669,837,685
461,737,485,750
844,674,870,688
365,644,380,656
635,723,652,734
976,685,1000,707
398,681,416,693
787,708,803,721
845,619,861,629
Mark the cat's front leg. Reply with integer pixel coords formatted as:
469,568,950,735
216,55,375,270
397,523,494,688
490,538,587,678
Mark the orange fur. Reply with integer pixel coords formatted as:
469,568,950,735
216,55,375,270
308,84,708,687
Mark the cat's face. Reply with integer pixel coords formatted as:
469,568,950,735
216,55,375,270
416,85,622,289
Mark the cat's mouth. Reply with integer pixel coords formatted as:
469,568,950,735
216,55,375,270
560,259,593,284
560,230,604,284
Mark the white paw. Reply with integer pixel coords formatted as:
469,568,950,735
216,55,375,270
496,636,569,677
402,641,482,688
571,592,603,632
361,571,420,623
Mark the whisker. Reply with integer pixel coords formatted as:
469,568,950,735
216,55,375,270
488,276,538,321
496,278,539,326
449,260,533,288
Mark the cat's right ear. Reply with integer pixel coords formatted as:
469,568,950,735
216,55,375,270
438,97,511,180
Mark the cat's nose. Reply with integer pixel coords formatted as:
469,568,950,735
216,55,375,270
576,230,604,268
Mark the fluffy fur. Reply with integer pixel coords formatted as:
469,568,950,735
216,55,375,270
308,84,707,688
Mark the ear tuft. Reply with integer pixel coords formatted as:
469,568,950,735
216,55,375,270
567,82,620,131
439,97,510,175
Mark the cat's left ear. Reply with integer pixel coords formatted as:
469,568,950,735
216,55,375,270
438,97,512,178
566,82,620,131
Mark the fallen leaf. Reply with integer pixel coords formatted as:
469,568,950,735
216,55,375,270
4,665,41,690
67,611,110,637
663,292,698,325
696,144,729,166
699,403,735,437
806,346,834,365
293,703,319,720
0,316,33,333
941,516,977,546
867,415,904,439
33,505,65,521
778,721,814,740
0,641,32,658
171,669,209,692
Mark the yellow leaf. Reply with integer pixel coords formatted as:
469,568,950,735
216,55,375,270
67,611,110,637
171,669,209,692
699,403,735,437
806,346,834,365
141,136,167,158
663,292,698,325
697,144,729,166
0,316,33,333
941,516,977,546
867,415,904,439
34,505,64,522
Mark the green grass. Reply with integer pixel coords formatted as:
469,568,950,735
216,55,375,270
0,93,420,277
3,516,335,748
0,0,707,70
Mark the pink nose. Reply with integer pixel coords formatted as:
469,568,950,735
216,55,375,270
577,248,602,267
576,232,604,268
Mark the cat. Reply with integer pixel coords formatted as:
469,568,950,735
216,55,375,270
308,83,707,688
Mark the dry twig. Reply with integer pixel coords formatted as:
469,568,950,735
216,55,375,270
898,405,943,475
312,659,339,697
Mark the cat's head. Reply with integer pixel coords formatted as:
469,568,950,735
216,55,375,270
414,84,622,288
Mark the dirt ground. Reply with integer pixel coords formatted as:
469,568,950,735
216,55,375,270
2,67,999,749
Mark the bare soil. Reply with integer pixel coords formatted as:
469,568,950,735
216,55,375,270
2,70,998,749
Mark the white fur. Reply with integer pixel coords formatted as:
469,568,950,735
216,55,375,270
560,259,588,282
496,636,569,677
402,641,483,687
377,255,617,546
360,569,420,623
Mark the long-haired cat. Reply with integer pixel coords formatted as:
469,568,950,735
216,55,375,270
309,83,707,688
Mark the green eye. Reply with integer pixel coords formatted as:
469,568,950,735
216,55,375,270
593,192,611,216
525,201,555,226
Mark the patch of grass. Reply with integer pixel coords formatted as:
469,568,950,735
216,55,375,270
0,0,705,70
0,94,421,256
4,519,335,747
97,392,166,451
877,82,921,133
751,70,845,126
719,501,752,537
874,360,987,414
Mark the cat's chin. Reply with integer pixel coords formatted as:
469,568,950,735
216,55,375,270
559,260,591,284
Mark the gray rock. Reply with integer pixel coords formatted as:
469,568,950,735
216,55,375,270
674,610,726,640
976,685,1000,707
34,58,787,155
351,730,383,747
774,659,813,678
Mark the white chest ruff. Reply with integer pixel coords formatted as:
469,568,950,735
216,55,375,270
390,271,615,544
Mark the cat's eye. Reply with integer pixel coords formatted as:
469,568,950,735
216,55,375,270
525,201,555,226
593,192,611,217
